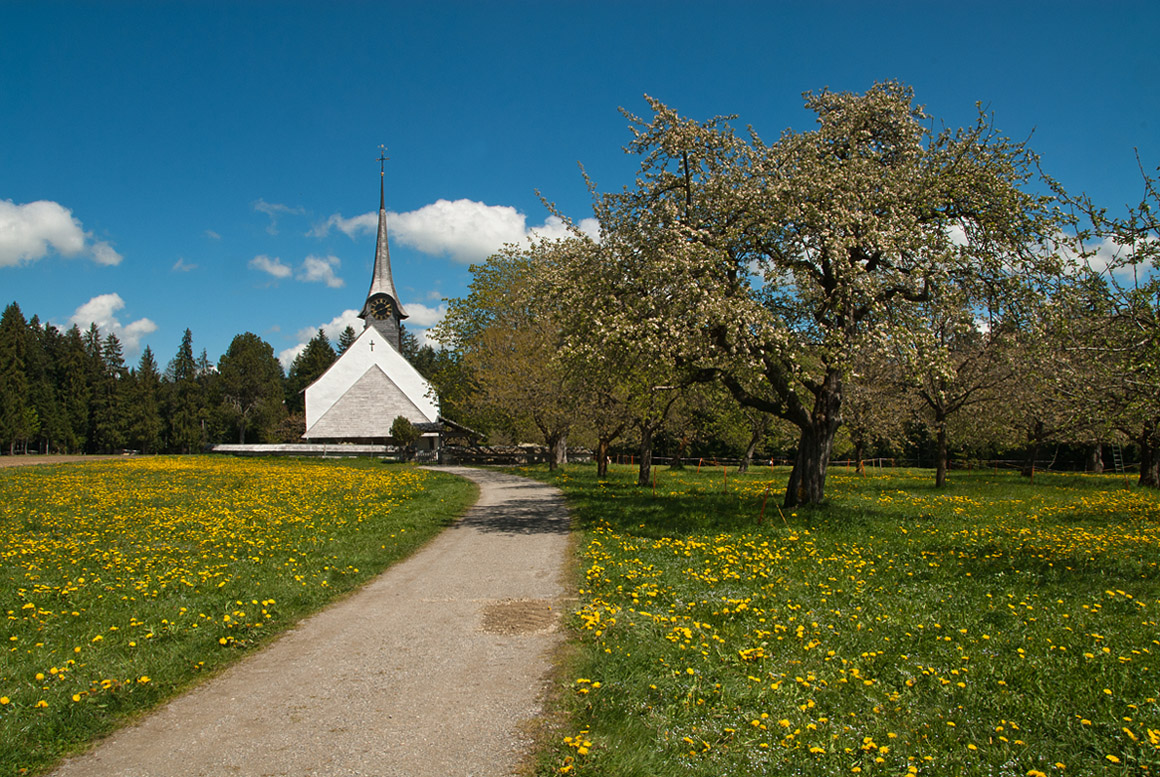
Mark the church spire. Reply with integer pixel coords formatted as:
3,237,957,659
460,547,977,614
359,146,407,350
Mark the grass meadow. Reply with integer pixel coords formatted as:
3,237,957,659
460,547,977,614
0,456,476,776
526,464,1160,777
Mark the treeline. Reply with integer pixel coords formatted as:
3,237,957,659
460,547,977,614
0,303,443,455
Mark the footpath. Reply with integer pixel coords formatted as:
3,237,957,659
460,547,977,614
49,466,572,777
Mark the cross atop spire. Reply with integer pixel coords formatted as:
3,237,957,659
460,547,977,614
378,145,389,208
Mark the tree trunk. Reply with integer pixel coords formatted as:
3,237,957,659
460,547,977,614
1022,420,1044,478
596,439,611,478
1086,443,1104,473
637,425,654,487
783,372,842,508
1023,441,1040,478
1140,420,1159,488
670,435,688,470
545,432,560,471
935,418,948,488
738,436,758,474
784,424,836,507
551,434,568,470
852,437,866,476
738,419,764,474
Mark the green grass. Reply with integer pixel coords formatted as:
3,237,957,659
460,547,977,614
0,456,477,777
525,464,1160,776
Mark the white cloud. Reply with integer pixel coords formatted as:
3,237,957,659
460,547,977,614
0,199,123,267
278,342,308,369
313,199,600,264
249,254,292,279
172,258,197,272
309,211,378,239
68,293,157,353
528,214,601,243
416,328,443,349
402,301,447,327
297,254,344,288
280,309,364,368
90,241,122,266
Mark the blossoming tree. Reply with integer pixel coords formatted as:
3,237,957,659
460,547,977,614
582,82,1063,505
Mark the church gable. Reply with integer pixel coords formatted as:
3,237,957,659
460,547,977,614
303,364,427,440
303,326,439,439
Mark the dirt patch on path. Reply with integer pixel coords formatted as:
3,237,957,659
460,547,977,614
49,466,573,777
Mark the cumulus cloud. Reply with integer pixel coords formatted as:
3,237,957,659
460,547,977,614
68,293,157,352
402,301,447,327
251,254,344,287
249,254,292,279
312,199,600,263
0,199,123,267
279,308,363,368
309,211,377,239
297,254,344,288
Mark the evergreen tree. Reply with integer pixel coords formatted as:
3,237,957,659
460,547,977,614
0,302,36,454
166,329,205,453
55,325,91,452
90,333,127,452
399,324,420,361
126,346,163,453
80,324,105,452
285,329,336,414
25,316,67,454
337,325,358,354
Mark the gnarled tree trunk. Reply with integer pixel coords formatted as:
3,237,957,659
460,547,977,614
783,372,842,508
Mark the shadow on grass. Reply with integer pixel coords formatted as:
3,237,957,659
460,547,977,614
540,466,900,537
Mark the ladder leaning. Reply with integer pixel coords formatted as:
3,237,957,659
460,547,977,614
1111,443,1125,474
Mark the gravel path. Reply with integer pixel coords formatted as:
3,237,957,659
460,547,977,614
49,466,572,777
0,454,127,468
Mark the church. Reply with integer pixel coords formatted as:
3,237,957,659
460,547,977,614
300,156,442,455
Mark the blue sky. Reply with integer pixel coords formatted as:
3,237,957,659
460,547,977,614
3,1,1157,369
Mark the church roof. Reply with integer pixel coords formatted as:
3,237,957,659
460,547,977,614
361,170,408,319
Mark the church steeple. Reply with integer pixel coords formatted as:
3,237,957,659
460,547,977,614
359,146,407,351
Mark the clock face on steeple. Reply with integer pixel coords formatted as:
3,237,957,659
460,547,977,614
368,295,395,319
